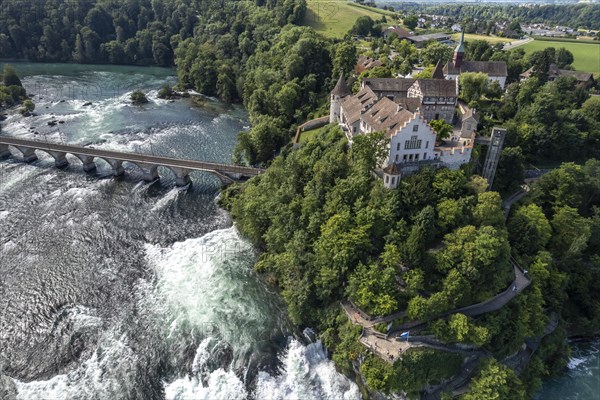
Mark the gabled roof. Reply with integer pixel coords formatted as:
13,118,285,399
462,108,480,123
362,77,415,93
432,60,445,79
356,55,384,74
444,60,508,77
340,86,378,125
394,97,422,113
384,26,411,38
407,33,450,43
413,79,458,97
541,63,594,82
331,74,351,97
360,97,413,138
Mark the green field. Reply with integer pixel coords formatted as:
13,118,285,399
516,39,600,74
303,0,396,38
451,33,513,44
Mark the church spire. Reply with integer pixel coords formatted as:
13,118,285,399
453,30,465,68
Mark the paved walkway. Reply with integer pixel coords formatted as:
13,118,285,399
503,185,530,217
386,263,531,334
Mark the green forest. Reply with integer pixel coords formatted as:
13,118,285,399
398,3,600,30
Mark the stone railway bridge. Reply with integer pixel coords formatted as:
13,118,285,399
0,136,264,186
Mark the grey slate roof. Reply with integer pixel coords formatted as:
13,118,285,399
360,97,414,138
462,108,480,123
341,86,378,125
362,78,415,94
414,79,458,97
407,33,450,43
331,74,351,97
432,60,445,79
444,60,508,77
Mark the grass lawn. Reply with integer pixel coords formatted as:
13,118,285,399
297,125,327,144
450,33,513,44
515,39,600,74
303,0,397,38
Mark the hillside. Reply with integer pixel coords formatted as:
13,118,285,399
303,0,397,38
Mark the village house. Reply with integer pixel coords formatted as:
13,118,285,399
443,31,508,89
520,63,595,88
329,75,473,189
383,26,411,41
355,55,384,74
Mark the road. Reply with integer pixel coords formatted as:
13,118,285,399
503,37,533,51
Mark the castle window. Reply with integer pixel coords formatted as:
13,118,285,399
397,143,401,151
405,135,421,150
386,175,389,183
413,125,419,132
391,177,396,185
415,153,420,160
424,152,427,159
426,141,429,148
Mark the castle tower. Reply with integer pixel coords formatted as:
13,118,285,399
330,74,351,124
453,30,465,69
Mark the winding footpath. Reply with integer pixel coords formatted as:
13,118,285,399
342,262,531,363
342,187,544,397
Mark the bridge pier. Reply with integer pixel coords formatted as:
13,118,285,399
16,146,38,162
75,155,96,172
49,151,69,168
0,144,11,158
170,167,191,186
106,159,124,176
138,163,159,182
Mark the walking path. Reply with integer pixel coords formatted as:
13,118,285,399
386,263,531,334
503,185,530,217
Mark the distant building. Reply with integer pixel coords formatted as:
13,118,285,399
383,26,411,41
406,33,451,48
443,31,508,89
520,64,595,88
451,24,462,32
355,55,384,74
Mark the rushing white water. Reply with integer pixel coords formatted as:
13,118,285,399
0,63,360,400
10,227,360,400
255,339,361,400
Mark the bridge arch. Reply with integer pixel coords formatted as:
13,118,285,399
124,161,159,182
